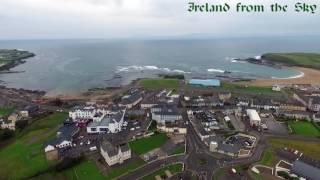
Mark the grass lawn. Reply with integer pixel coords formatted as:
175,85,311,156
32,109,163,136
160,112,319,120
63,160,105,180
288,121,320,137
104,159,145,179
262,53,320,70
259,148,274,166
0,112,68,179
140,79,180,89
129,132,168,155
0,107,15,117
170,145,185,155
141,163,183,180
269,138,320,160
221,82,278,95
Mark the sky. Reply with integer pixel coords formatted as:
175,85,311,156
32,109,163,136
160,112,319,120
0,0,319,39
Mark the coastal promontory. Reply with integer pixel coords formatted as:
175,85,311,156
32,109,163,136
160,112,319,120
0,49,35,71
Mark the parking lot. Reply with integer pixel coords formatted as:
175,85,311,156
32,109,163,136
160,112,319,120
261,114,288,135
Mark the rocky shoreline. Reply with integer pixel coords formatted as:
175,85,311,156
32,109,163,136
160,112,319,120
0,49,35,72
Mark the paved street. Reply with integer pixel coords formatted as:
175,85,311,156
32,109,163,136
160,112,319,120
118,155,185,180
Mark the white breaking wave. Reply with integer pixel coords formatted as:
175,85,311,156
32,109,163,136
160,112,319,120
207,68,225,73
255,55,262,60
116,65,191,74
271,71,305,80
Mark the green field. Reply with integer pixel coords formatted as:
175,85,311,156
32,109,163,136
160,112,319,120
0,107,14,117
288,121,320,136
269,138,320,160
221,82,278,95
259,148,274,166
0,60,10,66
129,133,168,155
170,145,185,155
141,163,183,180
63,160,105,180
0,112,68,179
104,159,145,179
140,79,180,89
262,53,320,69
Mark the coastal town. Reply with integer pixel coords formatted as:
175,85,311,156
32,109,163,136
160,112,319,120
1,69,320,179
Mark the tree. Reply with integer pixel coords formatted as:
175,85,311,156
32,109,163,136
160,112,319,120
0,128,15,140
15,120,28,131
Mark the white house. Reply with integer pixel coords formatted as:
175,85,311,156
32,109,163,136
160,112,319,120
69,106,107,120
246,109,261,127
272,84,282,92
87,110,126,134
100,140,131,166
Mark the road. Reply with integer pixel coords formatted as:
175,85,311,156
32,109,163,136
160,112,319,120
118,155,185,180
118,108,320,180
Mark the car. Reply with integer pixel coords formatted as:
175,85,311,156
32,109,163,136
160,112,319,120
89,146,97,151
130,128,135,131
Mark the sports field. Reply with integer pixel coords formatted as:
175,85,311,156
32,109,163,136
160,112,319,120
140,79,180,89
288,121,320,136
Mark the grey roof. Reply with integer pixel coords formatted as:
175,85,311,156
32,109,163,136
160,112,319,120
153,107,180,116
120,93,142,105
218,143,241,154
46,123,79,146
291,160,320,180
24,105,39,112
120,144,130,152
101,140,130,157
101,140,118,157
88,111,124,127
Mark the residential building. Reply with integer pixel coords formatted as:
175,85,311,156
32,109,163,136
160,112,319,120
218,92,232,102
313,113,320,122
119,93,143,109
185,96,223,108
293,91,320,112
279,99,307,111
100,140,131,166
277,110,311,121
291,160,320,180
44,123,79,160
157,121,187,134
19,105,39,118
151,104,182,124
0,113,20,130
69,106,107,120
272,84,282,91
251,98,279,110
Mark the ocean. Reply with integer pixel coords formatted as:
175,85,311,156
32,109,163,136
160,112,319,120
0,37,320,96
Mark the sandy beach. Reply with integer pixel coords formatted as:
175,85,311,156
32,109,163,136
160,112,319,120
246,67,320,86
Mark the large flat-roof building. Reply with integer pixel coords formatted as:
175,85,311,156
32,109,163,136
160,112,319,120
188,79,221,87
246,109,261,127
